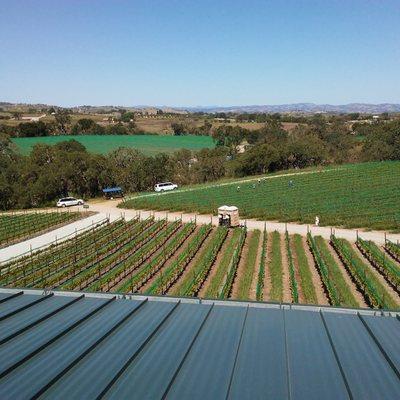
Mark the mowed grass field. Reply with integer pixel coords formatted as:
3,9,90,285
12,134,215,156
123,161,400,231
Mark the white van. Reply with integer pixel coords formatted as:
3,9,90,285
56,197,84,208
154,182,178,192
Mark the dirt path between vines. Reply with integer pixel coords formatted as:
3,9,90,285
327,242,367,308
140,227,199,293
263,232,273,301
290,238,305,303
198,230,233,297
302,236,329,305
168,228,214,296
351,243,400,307
280,234,292,303
249,231,263,301
230,231,252,299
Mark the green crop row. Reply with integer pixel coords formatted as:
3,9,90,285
357,238,400,290
32,218,149,288
385,240,400,263
108,221,182,292
307,233,340,306
11,218,151,289
269,231,283,302
203,228,245,299
146,224,212,295
2,218,142,287
291,234,317,304
60,219,168,291
174,227,228,297
0,217,110,271
86,221,181,292
117,222,196,293
87,221,181,292
313,236,358,308
331,235,397,309
0,211,82,245
0,218,125,280
236,230,261,301
38,218,161,290
256,231,267,301
219,228,246,299
285,231,299,303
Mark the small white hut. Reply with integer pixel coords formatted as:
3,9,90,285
218,205,240,227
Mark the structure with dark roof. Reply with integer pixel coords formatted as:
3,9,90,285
102,187,123,199
0,288,399,399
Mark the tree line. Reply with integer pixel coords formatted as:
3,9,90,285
0,117,398,210
0,109,145,138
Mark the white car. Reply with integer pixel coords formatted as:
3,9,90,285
154,182,178,192
56,197,84,208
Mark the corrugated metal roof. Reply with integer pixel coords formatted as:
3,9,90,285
0,288,399,400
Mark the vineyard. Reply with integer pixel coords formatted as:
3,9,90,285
1,215,399,310
0,211,85,247
123,161,400,231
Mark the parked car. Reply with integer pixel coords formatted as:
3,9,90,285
56,197,84,208
154,182,178,192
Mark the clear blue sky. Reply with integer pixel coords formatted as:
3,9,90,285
1,0,399,106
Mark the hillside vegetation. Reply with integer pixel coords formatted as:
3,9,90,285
123,161,400,231
1,115,399,211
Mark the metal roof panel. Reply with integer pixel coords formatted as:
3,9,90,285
360,314,400,375
228,307,288,399
105,302,212,399
41,300,178,399
323,312,400,400
285,310,349,400
165,305,247,400
0,294,78,342
0,293,48,319
0,290,398,400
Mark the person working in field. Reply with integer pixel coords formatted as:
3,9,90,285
315,216,320,226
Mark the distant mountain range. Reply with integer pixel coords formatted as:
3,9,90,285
1,101,400,114
182,103,400,114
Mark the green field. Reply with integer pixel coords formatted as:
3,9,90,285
123,161,400,231
12,134,215,156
